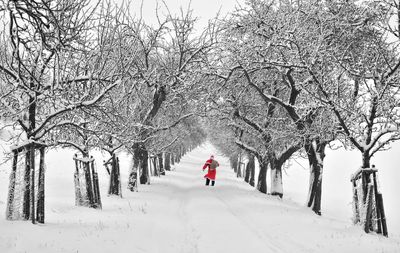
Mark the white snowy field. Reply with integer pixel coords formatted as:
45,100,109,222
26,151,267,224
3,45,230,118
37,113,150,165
0,143,399,253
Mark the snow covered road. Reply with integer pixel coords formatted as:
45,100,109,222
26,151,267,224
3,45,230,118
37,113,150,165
0,143,399,253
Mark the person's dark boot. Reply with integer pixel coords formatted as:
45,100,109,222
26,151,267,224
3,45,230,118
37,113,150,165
211,180,215,186
206,178,210,186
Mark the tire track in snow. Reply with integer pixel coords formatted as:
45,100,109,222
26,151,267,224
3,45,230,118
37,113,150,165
176,189,200,253
212,188,315,253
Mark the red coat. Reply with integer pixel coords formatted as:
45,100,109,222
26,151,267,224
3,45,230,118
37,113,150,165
203,159,219,180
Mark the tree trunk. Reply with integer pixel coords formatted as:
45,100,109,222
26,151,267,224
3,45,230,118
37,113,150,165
152,157,159,176
90,159,102,208
230,155,238,171
246,154,255,186
128,146,140,191
6,151,18,220
237,153,242,177
22,149,31,220
362,150,371,168
257,158,268,194
233,155,238,173
84,161,94,207
109,154,121,195
165,153,171,171
171,154,175,166
137,145,150,185
36,147,45,223
244,161,250,183
270,158,283,198
158,153,165,175
305,140,326,215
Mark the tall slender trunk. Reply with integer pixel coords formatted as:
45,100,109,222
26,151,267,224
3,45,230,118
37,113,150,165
158,153,165,175
247,154,255,187
109,154,121,195
174,151,180,163
244,161,250,183
36,147,45,223
152,157,159,176
6,151,18,220
305,140,326,215
22,149,31,220
138,146,149,185
128,144,140,191
230,155,238,171
237,153,242,177
257,158,268,194
171,154,175,166
28,94,36,138
22,93,36,220
165,153,171,171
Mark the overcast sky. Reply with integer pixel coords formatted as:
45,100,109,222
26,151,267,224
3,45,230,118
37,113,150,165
124,0,244,30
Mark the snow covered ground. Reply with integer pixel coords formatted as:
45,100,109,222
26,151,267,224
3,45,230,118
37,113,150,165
0,143,399,253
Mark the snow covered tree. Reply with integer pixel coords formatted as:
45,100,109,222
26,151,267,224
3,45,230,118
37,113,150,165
270,0,400,171
0,0,129,222
96,6,215,189
0,0,123,143
205,0,343,213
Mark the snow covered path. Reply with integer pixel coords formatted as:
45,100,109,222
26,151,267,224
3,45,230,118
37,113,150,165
0,143,399,253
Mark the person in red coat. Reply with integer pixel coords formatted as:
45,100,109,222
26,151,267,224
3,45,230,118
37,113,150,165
202,155,219,186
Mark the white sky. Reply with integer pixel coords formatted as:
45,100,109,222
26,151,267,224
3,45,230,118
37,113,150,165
121,0,244,31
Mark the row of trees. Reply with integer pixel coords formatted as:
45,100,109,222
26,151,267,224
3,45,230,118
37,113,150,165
0,0,209,172
203,0,400,216
0,0,208,222
1,0,400,223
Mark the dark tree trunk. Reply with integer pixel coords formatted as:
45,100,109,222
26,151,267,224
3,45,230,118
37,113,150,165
174,151,179,163
152,157,159,176
244,161,250,183
158,153,165,175
230,155,238,171
36,147,45,223
362,150,371,168
270,157,283,198
84,161,94,206
108,154,121,196
181,148,186,159
305,140,326,215
249,155,255,187
22,149,31,220
245,154,255,186
165,153,171,171
171,154,175,166
175,148,182,163
233,156,238,173
237,153,242,177
138,147,150,185
90,159,102,208
257,158,268,194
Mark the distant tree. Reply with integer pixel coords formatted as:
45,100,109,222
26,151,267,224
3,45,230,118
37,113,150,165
100,6,215,189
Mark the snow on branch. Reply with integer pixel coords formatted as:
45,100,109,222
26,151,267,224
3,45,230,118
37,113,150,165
158,137,179,152
154,113,194,133
54,140,87,155
32,80,121,138
234,139,259,158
